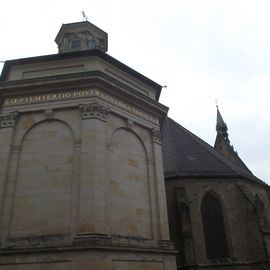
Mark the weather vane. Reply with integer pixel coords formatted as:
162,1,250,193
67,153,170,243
81,11,88,21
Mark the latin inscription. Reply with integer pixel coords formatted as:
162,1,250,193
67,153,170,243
4,90,89,105
4,89,159,124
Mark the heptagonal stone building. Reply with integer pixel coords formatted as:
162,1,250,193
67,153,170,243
0,21,269,270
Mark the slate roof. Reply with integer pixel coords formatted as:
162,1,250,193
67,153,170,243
161,117,267,186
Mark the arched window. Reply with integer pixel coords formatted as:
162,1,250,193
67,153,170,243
201,193,229,259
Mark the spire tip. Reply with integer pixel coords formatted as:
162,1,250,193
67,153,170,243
215,99,219,109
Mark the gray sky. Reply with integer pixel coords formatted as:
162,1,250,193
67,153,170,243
1,0,269,183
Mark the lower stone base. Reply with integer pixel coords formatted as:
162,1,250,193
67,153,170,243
180,259,270,270
0,248,177,270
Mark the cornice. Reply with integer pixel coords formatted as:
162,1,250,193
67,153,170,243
0,50,162,100
0,71,168,127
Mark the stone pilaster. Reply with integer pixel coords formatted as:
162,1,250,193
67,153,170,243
151,127,170,240
151,128,161,144
78,102,109,235
0,112,19,237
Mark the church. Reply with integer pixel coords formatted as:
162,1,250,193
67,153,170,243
0,20,269,270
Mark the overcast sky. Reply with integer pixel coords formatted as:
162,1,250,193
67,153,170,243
1,0,270,183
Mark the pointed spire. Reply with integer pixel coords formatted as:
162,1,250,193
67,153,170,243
216,105,230,143
214,105,251,173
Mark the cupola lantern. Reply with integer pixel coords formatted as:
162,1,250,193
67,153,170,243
55,21,108,53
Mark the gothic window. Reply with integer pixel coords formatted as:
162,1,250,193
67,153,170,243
201,193,229,259
255,194,269,228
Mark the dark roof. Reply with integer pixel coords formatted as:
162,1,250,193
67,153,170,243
162,117,267,186
0,49,162,100
216,107,228,132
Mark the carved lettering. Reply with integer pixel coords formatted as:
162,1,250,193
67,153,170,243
3,89,159,124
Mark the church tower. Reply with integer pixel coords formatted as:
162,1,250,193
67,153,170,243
0,21,177,270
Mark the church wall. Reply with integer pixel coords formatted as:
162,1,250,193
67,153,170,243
0,110,81,242
0,20,176,269
10,120,74,237
6,57,157,100
108,126,151,238
0,81,176,269
165,177,270,270
0,249,177,270
0,104,163,241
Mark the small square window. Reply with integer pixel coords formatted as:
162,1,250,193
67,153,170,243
71,39,81,50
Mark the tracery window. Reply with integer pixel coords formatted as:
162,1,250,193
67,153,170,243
201,193,229,259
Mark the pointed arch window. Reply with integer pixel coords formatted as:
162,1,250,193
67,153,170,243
201,193,229,259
